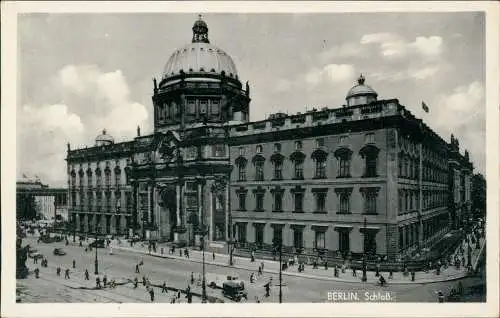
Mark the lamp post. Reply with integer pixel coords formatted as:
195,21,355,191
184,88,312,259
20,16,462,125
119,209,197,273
279,242,283,303
94,225,100,275
361,217,367,282
201,227,207,303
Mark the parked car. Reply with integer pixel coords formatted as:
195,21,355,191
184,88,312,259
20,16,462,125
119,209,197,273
89,239,105,248
53,248,66,256
30,252,44,259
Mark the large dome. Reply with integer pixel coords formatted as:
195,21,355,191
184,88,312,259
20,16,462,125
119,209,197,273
162,42,238,79
162,16,238,80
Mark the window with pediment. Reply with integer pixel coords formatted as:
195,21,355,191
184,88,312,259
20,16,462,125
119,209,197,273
360,144,380,178
335,148,352,178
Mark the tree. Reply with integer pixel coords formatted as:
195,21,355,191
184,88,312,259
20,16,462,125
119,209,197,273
471,173,486,219
16,193,38,220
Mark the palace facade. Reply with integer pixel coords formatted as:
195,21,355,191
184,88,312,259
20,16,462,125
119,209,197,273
66,17,473,260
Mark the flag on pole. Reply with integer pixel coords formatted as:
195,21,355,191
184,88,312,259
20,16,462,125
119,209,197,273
422,101,429,113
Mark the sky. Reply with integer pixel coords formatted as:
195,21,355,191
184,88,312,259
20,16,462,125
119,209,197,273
17,12,486,187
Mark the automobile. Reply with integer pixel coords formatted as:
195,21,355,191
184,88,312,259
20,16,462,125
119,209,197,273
206,273,241,289
89,239,105,248
222,280,247,302
53,248,67,256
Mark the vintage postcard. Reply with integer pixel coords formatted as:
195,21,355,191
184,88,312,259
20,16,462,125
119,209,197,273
1,1,499,317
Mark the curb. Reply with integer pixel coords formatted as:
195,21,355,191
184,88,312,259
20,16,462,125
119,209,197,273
114,246,469,285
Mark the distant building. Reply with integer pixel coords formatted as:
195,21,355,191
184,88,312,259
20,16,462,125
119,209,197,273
66,17,473,261
16,176,68,221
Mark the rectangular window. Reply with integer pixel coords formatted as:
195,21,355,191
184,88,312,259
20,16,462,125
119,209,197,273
273,227,283,246
293,229,303,249
255,193,264,211
255,226,264,247
212,144,226,157
365,133,375,144
273,161,283,180
315,159,326,178
105,172,111,186
339,230,350,252
237,224,246,243
294,160,304,179
274,143,281,152
338,192,350,214
339,158,350,177
365,232,377,254
239,147,245,156
315,192,326,212
187,98,196,114
315,231,326,249
255,162,264,181
364,192,378,214
273,192,283,212
294,140,302,150
210,99,220,115
316,138,325,148
238,193,246,211
365,155,377,177
238,164,246,181
200,99,208,114
294,192,303,212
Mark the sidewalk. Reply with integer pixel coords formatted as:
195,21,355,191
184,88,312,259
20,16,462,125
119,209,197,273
113,236,485,285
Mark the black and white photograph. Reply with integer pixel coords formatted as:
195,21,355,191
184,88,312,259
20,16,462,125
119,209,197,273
2,1,499,317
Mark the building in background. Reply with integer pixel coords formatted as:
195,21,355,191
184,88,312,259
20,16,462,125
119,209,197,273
16,176,68,221
66,17,473,261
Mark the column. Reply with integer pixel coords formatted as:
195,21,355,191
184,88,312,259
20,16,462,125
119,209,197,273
132,182,138,232
225,183,230,241
198,181,203,225
176,183,181,226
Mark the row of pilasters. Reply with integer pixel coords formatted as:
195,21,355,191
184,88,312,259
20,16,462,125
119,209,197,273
73,212,130,235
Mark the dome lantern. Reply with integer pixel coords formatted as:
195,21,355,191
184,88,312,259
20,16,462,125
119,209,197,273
346,74,378,107
192,14,209,44
95,128,114,146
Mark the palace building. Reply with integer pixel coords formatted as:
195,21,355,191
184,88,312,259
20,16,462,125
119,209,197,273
66,17,473,261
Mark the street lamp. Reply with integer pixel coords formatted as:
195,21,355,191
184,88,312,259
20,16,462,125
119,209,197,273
201,227,207,303
94,225,100,275
278,242,283,303
361,217,367,282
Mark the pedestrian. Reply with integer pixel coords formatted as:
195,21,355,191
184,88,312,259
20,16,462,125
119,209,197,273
411,271,415,282
186,284,190,295
251,251,255,262
33,256,37,264
103,274,108,287
177,290,181,299
185,248,189,259
437,290,445,303
79,240,83,247
190,272,194,285
258,265,262,276
96,276,101,288
375,263,380,277
133,277,138,288
34,268,40,279
65,268,70,279
148,244,152,254
161,281,167,293
149,288,155,302
324,261,328,270
389,271,393,279
56,267,61,277
85,269,90,280
179,249,182,257
212,251,215,261
135,264,140,273
352,267,357,277
250,273,255,283
261,262,265,270
187,291,192,303
72,259,76,269
142,276,146,286
264,282,270,297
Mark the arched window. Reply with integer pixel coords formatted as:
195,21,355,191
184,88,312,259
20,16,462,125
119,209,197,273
360,145,379,178
252,155,265,181
114,166,121,186
87,168,93,188
270,153,284,180
95,167,102,187
290,151,305,180
104,167,111,187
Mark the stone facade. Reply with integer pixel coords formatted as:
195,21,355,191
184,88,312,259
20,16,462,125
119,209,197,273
66,17,474,259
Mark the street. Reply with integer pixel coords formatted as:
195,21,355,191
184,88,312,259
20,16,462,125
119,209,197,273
17,236,484,303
